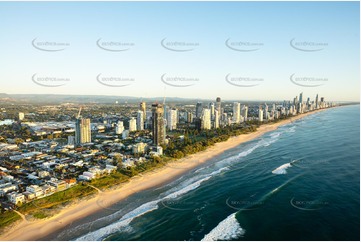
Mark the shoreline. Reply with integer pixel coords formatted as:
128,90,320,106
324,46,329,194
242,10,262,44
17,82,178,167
0,108,331,241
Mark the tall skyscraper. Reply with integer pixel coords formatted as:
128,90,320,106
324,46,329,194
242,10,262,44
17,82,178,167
18,112,24,121
264,103,269,120
209,102,215,120
116,121,124,134
75,118,91,145
129,117,137,132
258,107,264,122
233,102,241,124
241,105,248,121
196,102,203,118
216,97,221,114
186,112,194,123
201,108,211,129
299,92,303,104
140,102,146,121
315,94,319,109
221,113,227,126
136,110,144,131
167,109,178,130
152,103,165,145
214,110,219,128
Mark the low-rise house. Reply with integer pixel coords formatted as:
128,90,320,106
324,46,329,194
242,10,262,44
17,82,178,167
64,178,77,188
38,170,50,178
0,183,18,197
122,158,135,167
3,175,14,182
78,175,91,181
41,185,56,195
82,171,96,180
47,180,67,191
7,192,25,205
23,191,36,201
132,142,147,154
26,185,44,197
105,165,117,174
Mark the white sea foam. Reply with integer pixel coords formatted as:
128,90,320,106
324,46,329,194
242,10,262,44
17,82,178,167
272,163,292,175
76,167,230,241
164,176,211,200
201,213,245,241
270,132,281,138
288,126,296,133
76,200,160,241
163,166,229,198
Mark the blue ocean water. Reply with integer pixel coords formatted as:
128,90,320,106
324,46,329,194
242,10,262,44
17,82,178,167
70,105,359,241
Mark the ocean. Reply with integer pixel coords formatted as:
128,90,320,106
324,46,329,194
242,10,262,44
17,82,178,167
51,105,360,241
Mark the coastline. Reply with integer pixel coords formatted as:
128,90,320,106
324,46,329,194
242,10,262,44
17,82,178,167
0,108,330,241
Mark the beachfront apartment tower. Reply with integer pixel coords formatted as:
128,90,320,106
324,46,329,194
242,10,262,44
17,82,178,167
258,107,264,122
241,105,248,121
233,102,241,124
167,109,178,131
75,118,91,145
214,110,220,128
152,103,166,145
209,102,215,120
201,108,212,129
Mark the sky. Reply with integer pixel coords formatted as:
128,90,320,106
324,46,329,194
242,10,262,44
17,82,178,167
0,1,359,102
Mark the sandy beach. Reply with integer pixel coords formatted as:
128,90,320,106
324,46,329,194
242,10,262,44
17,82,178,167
0,109,328,241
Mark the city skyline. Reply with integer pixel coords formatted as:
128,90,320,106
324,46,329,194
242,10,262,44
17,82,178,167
0,1,359,102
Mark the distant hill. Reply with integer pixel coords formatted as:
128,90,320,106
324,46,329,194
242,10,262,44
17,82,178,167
0,94,208,104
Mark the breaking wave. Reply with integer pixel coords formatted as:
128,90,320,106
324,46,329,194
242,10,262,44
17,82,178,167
201,213,245,241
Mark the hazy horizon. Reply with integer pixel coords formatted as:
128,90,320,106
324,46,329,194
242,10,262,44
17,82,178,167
1,92,359,104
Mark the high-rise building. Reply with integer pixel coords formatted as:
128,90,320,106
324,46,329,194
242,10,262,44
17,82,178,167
264,103,269,119
167,109,178,130
233,102,241,124
241,105,248,121
68,136,75,145
299,92,303,104
18,112,24,121
152,103,165,145
258,107,264,122
140,102,146,121
201,108,211,129
75,118,91,145
209,102,215,120
196,102,203,118
216,97,221,114
187,112,194,123
315,94,319,109
129,117,137,132
214,110,219,128
145,110,152,129
136,111,144,131
221,113,227,126
116,121,124,134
